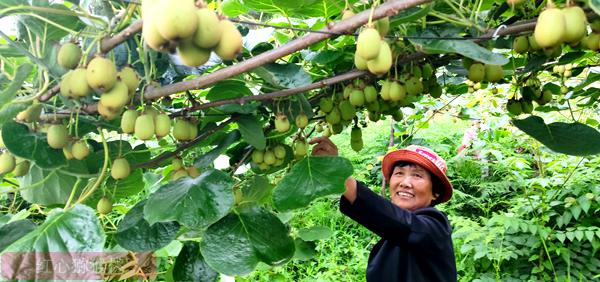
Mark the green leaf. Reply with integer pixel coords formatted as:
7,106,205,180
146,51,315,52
2,121,67,168
116,201,179,252
293,238,317,261
298,226,333,241
221,0,250,17
570,205,582,220
390,5,432,26
207,80,252,101
578,196,591,214
585,231,595,243
0,103,28,125
410,36,508,65
512,116,600,156
2,203,103,251
0,220,36,252
556,232,566,243
241,0,351,18
200,203,295,276
273,156,353,211
0,64,32,108
590,0,600,17
240,175,273,203
20,164,86,206
106,169,144,200
236,115,266,150
574,230,584,241
173,242,218,282
303,50,344,65
195,130,241,168
254,63,312,89
16,3,85,42
144,169,234,228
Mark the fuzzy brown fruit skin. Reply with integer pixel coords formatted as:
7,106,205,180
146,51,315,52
47,124,69,149
71,140,90,160
57,43,82,70
155,0,198,41
177,40,211,67
534,7,566,48
562,6,587,44
0,153,16,174
356,28,381,60
97,197,113,214
193,8,222,49
86,57,118,91
118,67,139,95
120,109,138,134
214,20,243,61
134,114,155,140
111,158,130,180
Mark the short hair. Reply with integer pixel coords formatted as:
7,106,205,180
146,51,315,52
392,161,444,207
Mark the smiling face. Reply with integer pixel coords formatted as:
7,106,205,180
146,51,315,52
389,162,438,211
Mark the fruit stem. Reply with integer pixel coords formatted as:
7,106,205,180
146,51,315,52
63,178,81,209
76,128,109,205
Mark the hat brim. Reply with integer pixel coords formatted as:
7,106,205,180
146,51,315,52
382,150,453,203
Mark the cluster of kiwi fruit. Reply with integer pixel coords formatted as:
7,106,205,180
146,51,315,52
353,16,393,76
0,134,29,176
43,123,92,162
462,58,504,92
506,77,553,115
142,0,243,66
170,158,201,181
251,144,288,171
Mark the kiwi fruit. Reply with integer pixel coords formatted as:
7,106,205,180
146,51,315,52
155,0,198,41
0,153,16,174
506,99,523,115
111,157,131,180
68,68,92,98
171,169,189,181
252,150,264,163
57,42,81,70
405,76,423,96
274,145,286,159
339,100,356,121
485,64,504,82
86,56,118,91
521,100,534,114
60,71,73,98
356,28,381,60
188,120,198,140
263,149,276,165
97,197,113,214
391,109,403,122
513,36,529,53
118,66,139,95
468,63,485,82
63,144,74,160
295,113,308,129
534,7,565,48
143,16,169,51
173,118,190,141
354,52,368,70
135,114,155,140
17,103,43,123
47,124,69,149
193,8,222,49
581,34,600,50
380,79,391,100
562,6,587,44
274,113,290,133
294,140,308,157
375,17,390,37
528,35,542,51
389,81,406,102
120,109,138,134
214,20,243,61
326,108,341,125
341,9,355,20
71,140,90,160
430,83,443,98
187,166,201,178
0,131,4,148
172,158,184,170
343,85,354,99
422,63,434,79
349,89,365,106
13,159,30,177
319,97,334,113
100,81,129,110
350,127,363,152
362,85,377,103
366,41,392,76
97,101,121,120
177,40,211,67
154,113,171,138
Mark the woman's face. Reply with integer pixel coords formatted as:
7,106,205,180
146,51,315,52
389,163,437,211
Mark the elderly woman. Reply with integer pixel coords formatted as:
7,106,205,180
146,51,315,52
310,136,457,282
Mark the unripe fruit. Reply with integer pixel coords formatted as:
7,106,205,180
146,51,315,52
63,144,74,160
68,68,91,98
485,64,504,82
121,109,138,134
363,85,378,103
47,124,69,149
380,80,391,100
274,145,286,159
97,197,113,214
391,110,403,122
71,140,90,160
97,102,120,121
173,119,190,141
350,127,363,152
13,160,30,177
214,20,243,61
319,98,334,113
296,113,308,129
366,41,392,76
187,166,201,178
135,114,155,140
142,16,169,51
0,153,16,174
422,64,434,79
389,81,406,102
405,76,423,96
155,0,198,41
193,8,222,49
366,101,380,112
430,83,442,98
60,71,73,98
258,163,270,171
57,43,81,70
274,114,290,133
330,123,343,134
86,57,117,91
343,85,353,99
326,108,341,125
349,89,365,106
111,158,130,180
171,169,189,181
528,35,541,50
356,28,381,60
513,36,529,53
354,52,368,70
368,111,381,122
562,6,587,44
506,100,523,115
339,101,356,121
521,100,534,114
294,140,307,156
100,81,129,111
172,158,184,170
0,131,4,148
468,63,485,82
581,34,600,50
118,67,139,95
252,150,264,163
263,150,276,165
177,40,211,67
341,9,355,20
17,103,43,123
534,7,565,48
188,121,198,140
375,17,390,37
154,113,171,138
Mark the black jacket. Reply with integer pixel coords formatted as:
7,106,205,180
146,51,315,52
339,181,457,282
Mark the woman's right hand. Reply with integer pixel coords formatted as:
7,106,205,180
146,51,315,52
308,136,339,156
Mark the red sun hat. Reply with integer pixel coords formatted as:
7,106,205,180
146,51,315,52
382,145,453,204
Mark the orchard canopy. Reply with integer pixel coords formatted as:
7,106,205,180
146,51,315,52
1,0,600,279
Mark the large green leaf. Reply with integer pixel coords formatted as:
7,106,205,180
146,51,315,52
240,175,273,203
16,3,85,42
106,169,144,200
590,0,600,16
390,4,433,26
20,164,87,206
195,130,241,168
173,242,218,282
513,115,600,156
298,226,333,241
116,201,179,252
0,64,32,108
0,219,36,252
254,63,312,89
200,203,295,276
206,80,252,101
241,0,352,18
2,121,67,168
0,103,28,125
293,238,317,261
273,156,353,211
236,115,266,150
221,0,250,17
144,169,234,228
410,33,508,65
